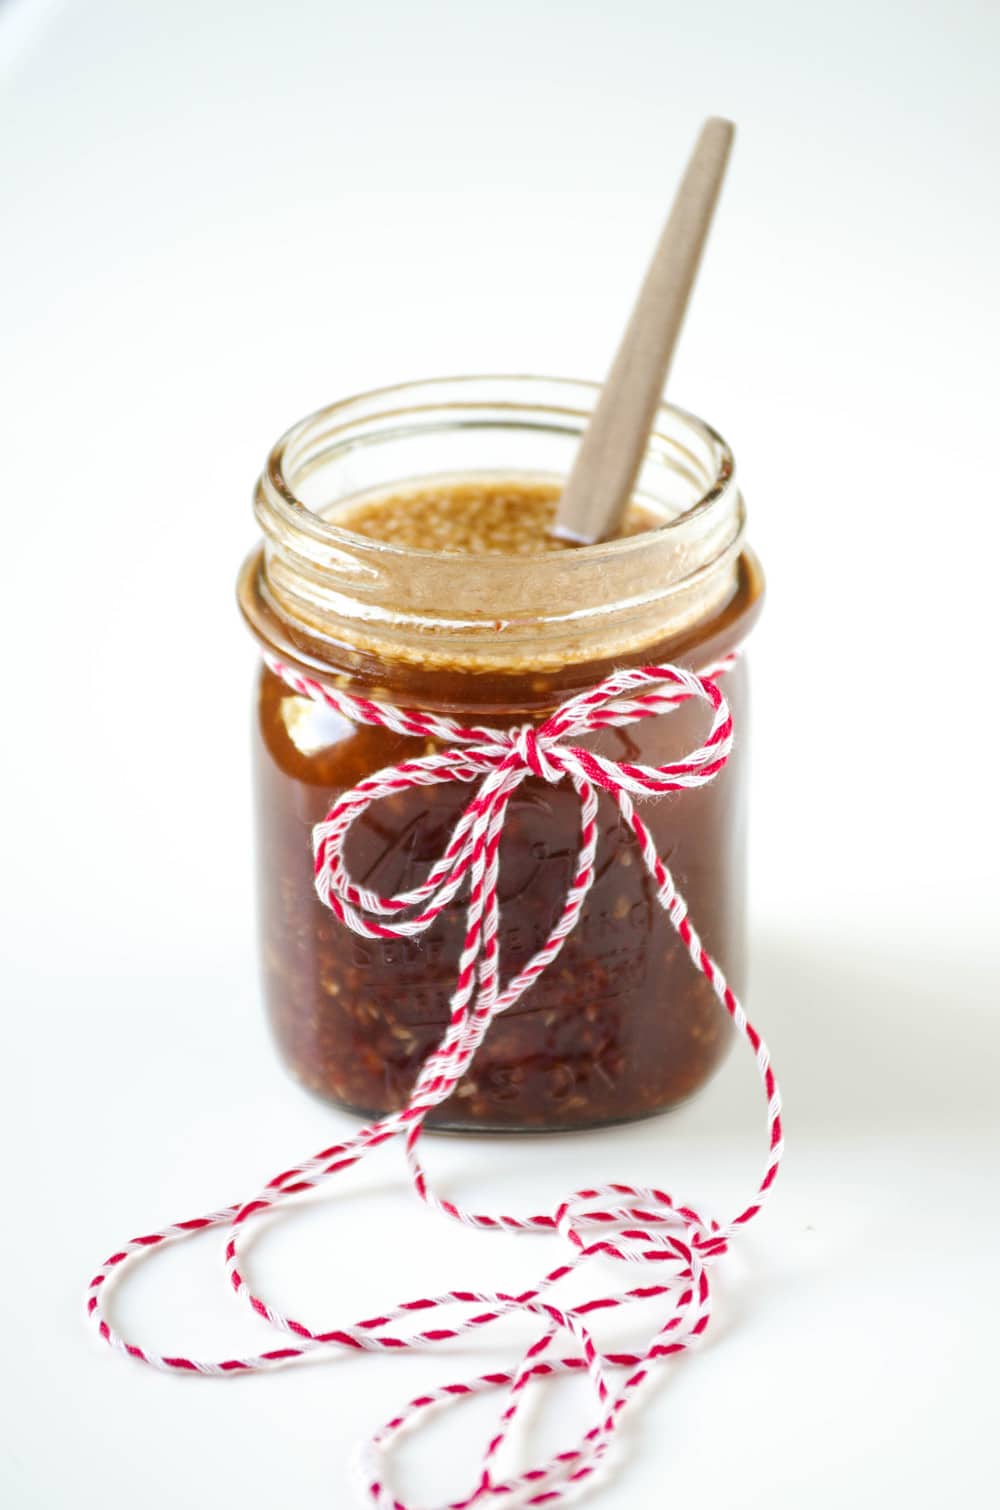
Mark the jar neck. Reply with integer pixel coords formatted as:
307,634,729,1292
239,376,752,685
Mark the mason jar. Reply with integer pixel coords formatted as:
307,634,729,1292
237,375,763,1131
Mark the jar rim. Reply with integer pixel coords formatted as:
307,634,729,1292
262,373,735,564
246,374,749,673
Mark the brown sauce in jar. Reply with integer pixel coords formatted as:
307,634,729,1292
334,478,654,553
250,478,762,1130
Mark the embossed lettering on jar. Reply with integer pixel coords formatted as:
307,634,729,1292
238,376,764,1130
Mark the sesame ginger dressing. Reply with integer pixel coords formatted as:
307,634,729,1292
251,476,757,1129
333,477,657,555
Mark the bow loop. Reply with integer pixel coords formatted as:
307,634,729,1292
310,657,737,955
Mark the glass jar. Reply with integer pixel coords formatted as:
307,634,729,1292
238,376,763,1131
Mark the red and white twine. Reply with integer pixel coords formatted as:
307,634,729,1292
87,652,783,1508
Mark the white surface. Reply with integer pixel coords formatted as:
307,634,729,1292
2,1,998,1506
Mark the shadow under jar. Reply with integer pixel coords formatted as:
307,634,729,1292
238,376,764,1131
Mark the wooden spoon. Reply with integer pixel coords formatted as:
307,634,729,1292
552,117,735,545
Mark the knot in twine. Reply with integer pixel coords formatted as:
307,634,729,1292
87,653,783,1509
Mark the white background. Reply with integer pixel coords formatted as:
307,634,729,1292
1,0,998,1505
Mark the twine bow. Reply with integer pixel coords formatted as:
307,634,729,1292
86,654,783,1510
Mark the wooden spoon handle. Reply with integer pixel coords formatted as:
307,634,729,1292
553,117,735,545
